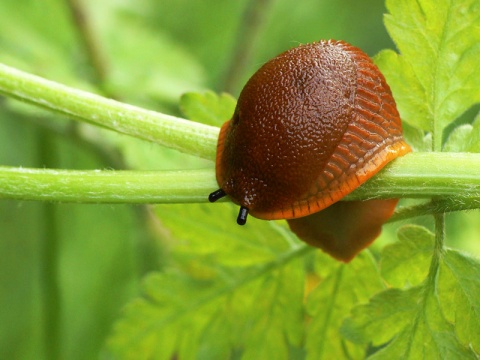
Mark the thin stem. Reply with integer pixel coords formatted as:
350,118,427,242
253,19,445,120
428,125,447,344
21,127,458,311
38,129,61,360
66,0,110,95
223,0,275,93
42,202,61,360
434,213,446,255
423,211,445,294
388,197,480,223
0,63,219,161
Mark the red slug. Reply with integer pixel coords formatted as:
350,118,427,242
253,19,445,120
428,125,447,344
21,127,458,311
209,40,411,262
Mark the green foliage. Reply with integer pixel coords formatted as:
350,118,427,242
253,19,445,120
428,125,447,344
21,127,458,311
107,202,390,359
305,252,384,359
0,0,205,107
439,251,480,353
342,228,480,358
107,202,309,359
343,286,478,359
2,0,480,359
180,91,236,127
105,0,480,358
0,0,207,358
444,114,480,152
375,0,480,149
380,225,434,288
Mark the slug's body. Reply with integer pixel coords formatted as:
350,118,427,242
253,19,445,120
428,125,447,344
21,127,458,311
209,40,411,261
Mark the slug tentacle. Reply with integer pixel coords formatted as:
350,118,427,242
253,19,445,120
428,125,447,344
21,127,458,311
208,189,227,203
237,206,249,225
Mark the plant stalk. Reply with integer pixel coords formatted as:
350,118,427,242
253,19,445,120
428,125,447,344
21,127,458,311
1,153,480,205
0,63,219,161
38,129,61,360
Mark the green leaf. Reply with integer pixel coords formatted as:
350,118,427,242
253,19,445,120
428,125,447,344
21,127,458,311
438,250,480,353
97,14,206,107
342,286,477,359
377,0,480,149
0,0,92,89
444,114,480,152
154,203,302,267
401,120,433,152
341,287,421,346
305,252,384,359
180,91,236,127
342,224,480,358
368,289,477,360
106,254,307,360
106,202,309,359
380,225,434,288
444,124,476,152
375,49,430,132
0,0,207,109
73,0,207,105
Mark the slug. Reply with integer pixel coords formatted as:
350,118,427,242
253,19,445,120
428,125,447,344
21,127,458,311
209,40,411,262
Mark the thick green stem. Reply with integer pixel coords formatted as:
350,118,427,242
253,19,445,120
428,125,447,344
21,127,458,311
0,167,216,203
0,153,480,205
0,63,219,161
1,63,480,217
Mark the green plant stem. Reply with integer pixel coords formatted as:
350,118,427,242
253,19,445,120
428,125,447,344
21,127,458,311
42,202,61,360
431,213,446,280
1,65,480,215
0,167,216,203
424,212,446,292
388,198,480,222
1,152,480,205
0,63,219,161
223,0,274,93
66,0,110,95
38,129,61,360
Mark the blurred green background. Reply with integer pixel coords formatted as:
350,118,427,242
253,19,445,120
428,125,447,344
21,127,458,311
1,0,479,359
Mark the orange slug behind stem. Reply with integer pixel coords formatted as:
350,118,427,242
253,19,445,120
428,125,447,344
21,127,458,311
209,40,411,262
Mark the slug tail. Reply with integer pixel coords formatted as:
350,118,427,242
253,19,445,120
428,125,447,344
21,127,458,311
287,199,398,262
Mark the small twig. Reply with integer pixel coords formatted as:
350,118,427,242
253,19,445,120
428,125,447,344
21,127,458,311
38,129,61,360
388,197,480,223
223,0,275,93
66,0,110,95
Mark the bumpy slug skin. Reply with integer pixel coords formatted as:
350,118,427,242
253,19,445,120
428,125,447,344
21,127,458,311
211,40,411,261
